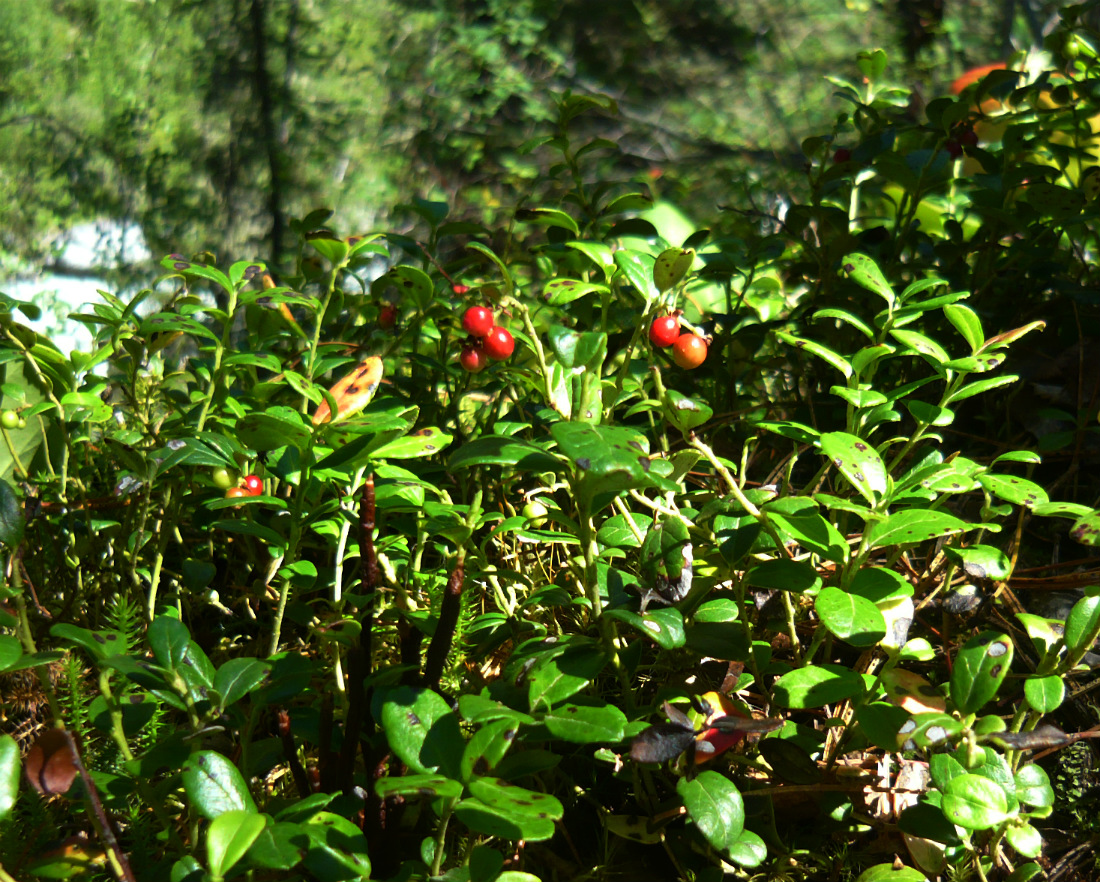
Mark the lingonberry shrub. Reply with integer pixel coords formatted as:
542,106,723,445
3,55,1100,882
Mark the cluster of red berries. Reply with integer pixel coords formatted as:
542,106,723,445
649,314,708,369
460,306,514,372
214,468,264,499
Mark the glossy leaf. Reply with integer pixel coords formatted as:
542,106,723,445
379,685,463,777
459,720,519,782
213,658,271,710
1024,676,1064,713
776,332,852,378
745,558,822,593
840,253,895,307
815,587,887,647
1064,594,1100,655
454,797,556,842
854,864,928,882
543,702,627,743
944,303,984,352
181,751,257,819
653,247,694,292
772,664,865,708
949,632,1013,716
301,812,372,880
375,774,463,801
1070,510,1100,546
978,474,1048,509
867,509,969,549
1014,763,1054,809
603,607,685,649
0,478,24,546
0,735,19,821
943,544,1011,580
527,644,608,710
942,773,1010,830
206,810,267,879
1005,822,1043,858
677,770,744,850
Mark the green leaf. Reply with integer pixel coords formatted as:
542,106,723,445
840,253,895,307
371,427,452,459
776,332,852,378
944,303,984,352
950,632,1013,715
0,636,21,674
947,374,1020,404
765,506,849,564
773,664,866,708
214,658,271,710
374,264,435,310
459,720,518,783
602,607,685,649
867,509,969,549
613,250,658,304
181,751,258,819
467,776,563,820
1064,594,1100,655
745,558,822,593
527,644,608,710
854,864,928,882
543,279,609,305
375,774,464,800
542,702,627,743
0,479,24,546
379,685,463,777
653,247,694,292
1005,822,1043,858
448,435,560,472
0,735,19,821
1071,510,1100,546
236,406,311,452
1024,676,1064,713
889,329,950,367
819,432,887,505
301,811,372,880
149,616,190,670
1014,763,1054,809
942,773,1010,830
815,588,887,647
677,770,745,850
515,206,579,235
662,389,713,433
725,827,768,868
206,810,267,879
550,422,675,502
943,545,1012,580
454,797,556,842
977,474,1048,509
815,307,875,339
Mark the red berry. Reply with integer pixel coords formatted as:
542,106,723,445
243,475,264,496
452,284,470,295
832,147,851,164
483,326,514,361
649,315,680,348
958,128,979,148
225,487,249,499
460,345,489,373
944,138,963,159
671,333,708,369
378,304,397,329
462,306,494,338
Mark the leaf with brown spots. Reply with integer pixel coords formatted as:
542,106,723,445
313,357,383,425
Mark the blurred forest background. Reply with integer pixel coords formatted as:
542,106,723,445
0,0,1077,283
